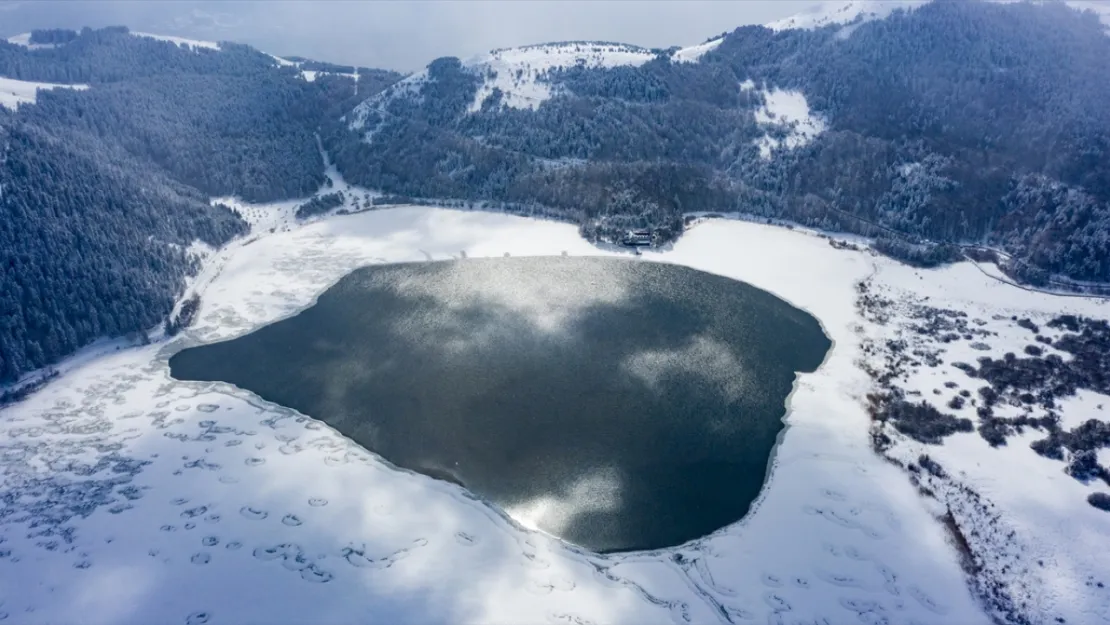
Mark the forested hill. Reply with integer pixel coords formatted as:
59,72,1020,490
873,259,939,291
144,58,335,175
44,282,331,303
4,2,1110,385
326,0,1110,283
0,26,402,384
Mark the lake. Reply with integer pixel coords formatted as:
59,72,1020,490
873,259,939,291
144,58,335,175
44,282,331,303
169,256,830,553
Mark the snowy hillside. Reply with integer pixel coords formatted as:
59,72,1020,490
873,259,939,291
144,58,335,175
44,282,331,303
670,37,724,64
766,0,929,32
747,82,828,159
769,0,1110,33
0,76,88,111
465,42,656,112
349,41,657,128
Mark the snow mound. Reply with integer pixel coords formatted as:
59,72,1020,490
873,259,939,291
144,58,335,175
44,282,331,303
671,37,724,64
767,0,929,31
131,32,220,51
466,42,657,112
751,86,827,159
0,76,89,111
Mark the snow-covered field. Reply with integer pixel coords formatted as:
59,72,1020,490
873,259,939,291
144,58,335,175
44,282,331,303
857,258,1110,624
0,76,88,111
20,206,1097,624
5,33,63,50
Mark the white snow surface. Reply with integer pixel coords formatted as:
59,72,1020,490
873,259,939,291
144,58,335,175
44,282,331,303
0,210,1013,625
5,32,62,50
752,87,827,159
671,37,724,64
466,42,656,112
0,76,89,111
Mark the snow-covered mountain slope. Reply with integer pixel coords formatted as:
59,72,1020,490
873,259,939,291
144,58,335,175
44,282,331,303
770,0,1110,33
767,0,930,32
466,42,656,112
350,41,657,127
0,76,88,111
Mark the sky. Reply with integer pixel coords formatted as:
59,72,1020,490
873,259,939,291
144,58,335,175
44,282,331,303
0,0,816,71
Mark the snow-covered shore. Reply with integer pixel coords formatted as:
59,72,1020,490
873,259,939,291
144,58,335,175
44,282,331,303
1,207,1106,624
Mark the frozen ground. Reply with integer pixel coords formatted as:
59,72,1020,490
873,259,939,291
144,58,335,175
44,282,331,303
0,208,1106,624
0,76,88,111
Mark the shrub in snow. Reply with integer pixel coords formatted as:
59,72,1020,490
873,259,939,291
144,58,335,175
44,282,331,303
1089,492,1110,512
872,394,974,444
1067,450,1106,483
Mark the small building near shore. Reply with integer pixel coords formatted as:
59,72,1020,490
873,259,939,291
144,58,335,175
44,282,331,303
622,229,653,247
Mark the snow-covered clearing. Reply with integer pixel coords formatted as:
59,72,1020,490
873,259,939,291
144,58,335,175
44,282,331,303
0,208,1004,625
465,42,656,112
671,37,724,64
751,87,827,159
350,40,657,125
5,32,62,50
0,76,88,111
300,70,357,83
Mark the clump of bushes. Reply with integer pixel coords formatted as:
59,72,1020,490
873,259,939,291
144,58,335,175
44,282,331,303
165,294,200,336
295,192,345,219
869,392,973,444
1089,492,1110,512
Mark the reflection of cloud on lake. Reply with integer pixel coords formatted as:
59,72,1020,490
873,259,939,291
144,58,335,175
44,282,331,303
623,335,750,402
505,466,622,537
380,258,635,337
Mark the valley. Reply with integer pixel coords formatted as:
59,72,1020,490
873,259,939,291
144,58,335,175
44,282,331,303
2,2,1110,623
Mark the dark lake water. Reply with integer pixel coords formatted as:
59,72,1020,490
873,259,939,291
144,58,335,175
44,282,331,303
169,257,829,553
